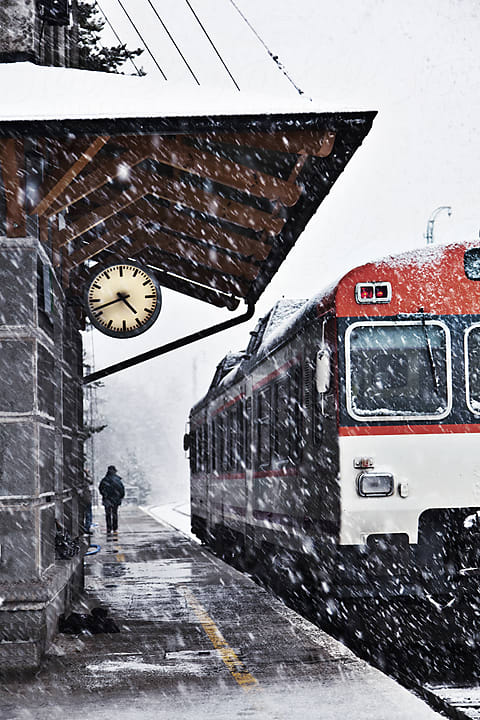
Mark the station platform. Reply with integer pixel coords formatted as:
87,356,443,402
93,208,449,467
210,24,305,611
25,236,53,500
2,506,443,720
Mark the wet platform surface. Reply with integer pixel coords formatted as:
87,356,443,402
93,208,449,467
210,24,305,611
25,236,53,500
2,507,443,720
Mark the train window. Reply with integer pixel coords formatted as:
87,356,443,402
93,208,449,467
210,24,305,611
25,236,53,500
346,321,451,420
217,415,225,472
237,401,245,471
272,379,289,463
228,406,237,471
290,365,302,461
464,248,480,280
245,397,252,468
200,424,207,472
257,387,271,468
190,429,197,473
465,325,480,413
211,419,216,472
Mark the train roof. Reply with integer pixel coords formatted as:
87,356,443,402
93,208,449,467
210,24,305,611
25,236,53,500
336,241,480,317
192,241,480,413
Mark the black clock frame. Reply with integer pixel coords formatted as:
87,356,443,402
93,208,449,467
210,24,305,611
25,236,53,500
84,262,162,339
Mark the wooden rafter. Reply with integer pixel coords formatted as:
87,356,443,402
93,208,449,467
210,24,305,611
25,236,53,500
134,199,272,260
45,134,302,217
79,239,251,298
65,201,272,277
127,226,259,280
55,185,146,250
0,138,26,237
56,170,285,249
33,136,109,216
136,246,251,297
189,129,336,157
73,254,239,310
138,171,285,234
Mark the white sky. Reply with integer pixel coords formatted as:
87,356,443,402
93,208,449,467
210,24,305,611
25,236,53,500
63,0,480,492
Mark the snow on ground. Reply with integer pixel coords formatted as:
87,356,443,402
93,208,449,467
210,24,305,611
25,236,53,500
143,502,199,542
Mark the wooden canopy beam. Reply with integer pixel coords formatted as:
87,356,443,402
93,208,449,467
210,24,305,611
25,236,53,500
128,226,259,281
73,239,251,298
0,139,26,237
139,171,285,235
135,247,251,297
191,129,336,157
45,134,302,217
134,199,272,260
56,170,284,249
33,136,109,216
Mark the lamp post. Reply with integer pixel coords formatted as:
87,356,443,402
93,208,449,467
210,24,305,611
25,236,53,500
425,206,452,245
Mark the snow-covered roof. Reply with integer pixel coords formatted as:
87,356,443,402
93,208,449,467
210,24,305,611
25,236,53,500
0,62,331,122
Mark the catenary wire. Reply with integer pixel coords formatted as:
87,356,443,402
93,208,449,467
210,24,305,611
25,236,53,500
228,0,309,98
184,0,240,91
144,0,200,85
94,0,143,76
113,0,168,80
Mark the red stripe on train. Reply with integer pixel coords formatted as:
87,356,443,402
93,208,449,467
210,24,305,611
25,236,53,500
339,423,480,436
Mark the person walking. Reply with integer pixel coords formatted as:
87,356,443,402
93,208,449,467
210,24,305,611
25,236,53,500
99,465,125,534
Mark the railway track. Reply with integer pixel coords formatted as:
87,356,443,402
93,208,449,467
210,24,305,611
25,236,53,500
252,565,480,720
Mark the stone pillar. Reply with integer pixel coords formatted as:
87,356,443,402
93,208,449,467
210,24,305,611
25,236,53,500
0,0,37,63
0,237,86,670
0,0,75,66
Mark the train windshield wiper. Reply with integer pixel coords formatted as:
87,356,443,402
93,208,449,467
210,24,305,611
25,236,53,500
420,309,440,393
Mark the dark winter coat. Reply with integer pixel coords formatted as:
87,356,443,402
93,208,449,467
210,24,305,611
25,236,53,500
99,471,125,507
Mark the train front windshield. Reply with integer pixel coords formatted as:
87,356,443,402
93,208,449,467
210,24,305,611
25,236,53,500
346,321,449,419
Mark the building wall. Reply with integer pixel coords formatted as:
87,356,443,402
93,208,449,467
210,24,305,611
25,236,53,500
0,233,86,669
0,0,76,66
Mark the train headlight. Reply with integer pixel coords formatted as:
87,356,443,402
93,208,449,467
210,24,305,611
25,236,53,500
355,282,392,304
357,472,394,497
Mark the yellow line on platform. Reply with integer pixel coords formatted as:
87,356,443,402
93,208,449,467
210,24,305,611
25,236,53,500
179,585,259,692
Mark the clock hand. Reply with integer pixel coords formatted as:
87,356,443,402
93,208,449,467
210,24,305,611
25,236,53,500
94,294,130,311
117,292,137,315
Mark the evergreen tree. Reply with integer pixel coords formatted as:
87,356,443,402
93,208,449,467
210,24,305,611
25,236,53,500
76,1,145,74
122,450,152,504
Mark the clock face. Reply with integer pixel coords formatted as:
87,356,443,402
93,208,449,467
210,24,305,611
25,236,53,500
85,263,162,338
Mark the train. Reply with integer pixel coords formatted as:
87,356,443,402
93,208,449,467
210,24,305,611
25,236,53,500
186,242,480,602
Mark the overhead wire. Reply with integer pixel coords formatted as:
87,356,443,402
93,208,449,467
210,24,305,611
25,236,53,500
94,0,143,76
228,0,309,98
113,0,168,80
144,0,200,85
184,0,240,91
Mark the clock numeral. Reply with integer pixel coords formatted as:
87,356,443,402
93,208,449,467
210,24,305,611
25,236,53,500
107,320,113,329
142,280,150,286
93,283,101,289
136,318,142,326
145,294,156,298
104,272,110,280
119,267,123,277
122,320,126,332
133,269,138,277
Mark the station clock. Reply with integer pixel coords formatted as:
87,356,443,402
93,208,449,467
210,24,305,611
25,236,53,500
85,263,162,338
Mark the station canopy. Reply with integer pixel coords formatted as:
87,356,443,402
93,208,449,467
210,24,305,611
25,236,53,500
0,64,376,311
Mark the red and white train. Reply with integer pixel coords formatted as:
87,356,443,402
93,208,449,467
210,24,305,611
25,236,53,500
187,242,480,599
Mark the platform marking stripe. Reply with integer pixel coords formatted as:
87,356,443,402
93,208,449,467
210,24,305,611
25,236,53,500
179,586,259,692
114,543,125,562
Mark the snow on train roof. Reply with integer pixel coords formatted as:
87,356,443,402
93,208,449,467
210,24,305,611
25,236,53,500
0,62,331,121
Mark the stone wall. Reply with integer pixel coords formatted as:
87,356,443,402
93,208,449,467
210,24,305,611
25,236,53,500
0,237,86,670
0,0,75,66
